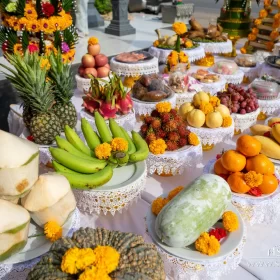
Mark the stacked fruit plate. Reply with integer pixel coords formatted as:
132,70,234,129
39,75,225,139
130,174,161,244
217,83,260,134
204,135,280,225
179,91,234,151
81,73,136,131
139,102,202,175
49,114,148,215
0,130,79,272
146,175,246,280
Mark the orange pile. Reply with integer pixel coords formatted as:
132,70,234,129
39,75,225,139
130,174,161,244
214,135,278,196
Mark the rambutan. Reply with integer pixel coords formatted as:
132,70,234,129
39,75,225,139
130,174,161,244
166,140,179,151
151,118,161,130
167,131,180,142
174,115,184,123
163,120,177,132
170,108,178,117
151,109,160,118
177,125,189,137
144,116,154,125
145,133,157,145
161,112,171,123
178,138,188,147
140,124,148,136
155,129,167,139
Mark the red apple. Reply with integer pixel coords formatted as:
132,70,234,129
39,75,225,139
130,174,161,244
84,68,97,79
97,66,110,78
88,44,101,56
95,54,108,67
78,65,85,77
82,54,95,68
104,63,110,70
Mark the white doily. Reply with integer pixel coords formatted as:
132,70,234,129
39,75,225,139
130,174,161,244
132,94,177,116
73,162,147,215
258,98,280,115
75,74,111,92
110,57,159,77
39,147,52,165
175,91,197,106
144,217,246,280
147,144,202,175
204,159,280,226
209,68,244,85
196,40,233,54
199,78,227,95
0,208,80,280
187,122,234,145
231,108,260,133
79,109,136,131
148,45,206,64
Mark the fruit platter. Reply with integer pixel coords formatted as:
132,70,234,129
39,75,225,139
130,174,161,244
131,74,177,117
217,83,260,134
81,73,136,131
49,115,148,215
204,135,280,225
76,36,111,92
180,92,234,151
139,102,202,175
146,175,246,279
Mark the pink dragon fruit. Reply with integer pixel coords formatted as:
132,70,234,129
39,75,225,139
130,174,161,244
82,94,99,113
98,97,118,119
116,92,133,115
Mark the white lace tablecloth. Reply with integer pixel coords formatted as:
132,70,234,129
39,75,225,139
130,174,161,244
110,57,159,77
0,208,80,280
200,78,227,95
196,40,233,54
75,74,111,92
231,108,260,133
188,122,235,145
132,94,177,116
256,63,280,80
148,45,206,64
209,69,244,85
258,98,280,115
147,144,202,176
175,91,197,106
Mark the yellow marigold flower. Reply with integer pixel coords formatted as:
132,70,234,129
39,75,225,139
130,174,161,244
248,33,256,41
240,47,247,54
244,171,263,187
76,248,96,271
59,9,66,16
39,18,55,34
185,40,193,48
168,186,184,200
270,30,279,39
79,266,111,280
44,221,62,242
188,132,200,146
67,49,76,63
24,4,38,20
259,9,268,19
209,96,220,107
151,197,169,216
149,139,167,155
179,51,189,63
254,18,262,26
153,40,159,47
195,232,220,256
199,101,214,114
13,43,23,55
61,248,80,274
95,143,112,159
93,246,120,274
222,211,239,232
156,101,172,113
111,137,128,152
40,58,51,70
88,36,99,45
169,50,179,57
123,76,135,88
272,19,280,29
172,22,187,35
252,28,259,35
168,56,178,67
222,116,232,127
5,15,19,30
26,20,40,33
266,41,275,51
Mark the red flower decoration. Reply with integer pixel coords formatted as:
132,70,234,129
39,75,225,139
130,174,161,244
42,3,55,17
27,135,34,142
248,187,262,197
209,228,227,241
28,44,39,53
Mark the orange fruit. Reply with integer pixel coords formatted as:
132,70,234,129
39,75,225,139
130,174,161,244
258,175,278,194
246,154,274,175
214,158,230,175
236,135,261,157
227,172,250,194
221,150,246,172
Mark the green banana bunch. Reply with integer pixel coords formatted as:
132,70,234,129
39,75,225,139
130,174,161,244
94,111,112,143
81,118,101,150
129,131,149,162
120,127,136,155
108,151,129,168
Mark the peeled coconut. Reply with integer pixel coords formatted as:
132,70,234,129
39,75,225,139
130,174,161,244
0,130,39,201
21,173,76,228
0,199,30,261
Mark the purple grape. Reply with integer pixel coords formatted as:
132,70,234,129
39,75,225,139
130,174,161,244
241,101,247,108
240,109,246,114
232,107,238,113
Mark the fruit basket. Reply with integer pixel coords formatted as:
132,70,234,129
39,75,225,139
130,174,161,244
146,176,246,280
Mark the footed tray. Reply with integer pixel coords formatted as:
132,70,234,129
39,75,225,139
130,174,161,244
232,108,260,133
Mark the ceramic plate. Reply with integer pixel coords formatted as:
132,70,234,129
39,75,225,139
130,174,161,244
2,210,76,265
115,51,153,64
146,203,244,262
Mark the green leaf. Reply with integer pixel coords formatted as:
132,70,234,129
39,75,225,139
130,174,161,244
16,0,26,16
62,0,73,12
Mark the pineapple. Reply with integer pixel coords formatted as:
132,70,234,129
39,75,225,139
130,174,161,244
0,52,61,145
48,51,77,129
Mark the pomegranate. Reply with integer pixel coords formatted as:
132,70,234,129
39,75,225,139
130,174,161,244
82,54,95,68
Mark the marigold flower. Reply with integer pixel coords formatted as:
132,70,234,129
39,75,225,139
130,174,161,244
44,221,62,242
151,197,169,216
13,43,23,55
195,232,220,256
88,36,99,45
259,9,268,19
156,101,172,113
264,0,271,6
222,116,232,127
270,30,280,39
209,96,220,107
61,248,81,274
95,143,112,159
199,101,214,114
188,132,200,146
111,137,128,152
153,40,159,47
248,33,256,41
240,47,247,54
79,266,111,280
244,171,263,187
168,56,178,67
26,20,40,33
24,4,38,20
76,248,97,270
254,18,262,26
149,139,167,155
185,40,193,48
179,51,189,63
252,28,259,35
272,20,280,29
222,211,239,232
40,58,51,70
266,41,275,51
168,186,184,200
172,22,187,35
123,76,135,88
275,13,280,20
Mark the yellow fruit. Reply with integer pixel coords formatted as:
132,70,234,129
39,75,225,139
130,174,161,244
215,104,230,117
268,117,280,127
250,124,271,136
187,109,205,128
271,124,280,145
205,111,223,128
193,91,209,108
253,135,280,160
179,102,194,120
